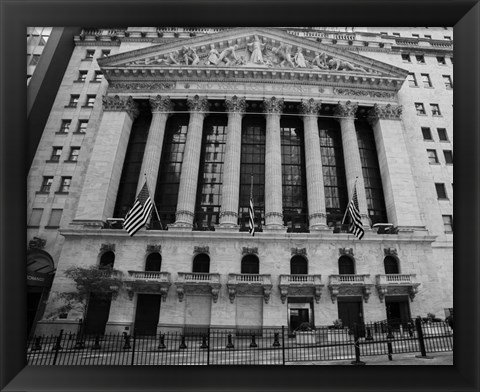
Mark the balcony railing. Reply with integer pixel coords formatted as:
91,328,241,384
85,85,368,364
279,274,323,303
227,274,272,304
375,274,420,302
125,271,171,301
175,272,221,302
328,274,373,303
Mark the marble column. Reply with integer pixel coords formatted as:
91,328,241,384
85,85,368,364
136,95,173,196
334,101,370,227
171,95,209,229
218,96,246,229
73,95,139,226
368,104,426,230
300,98,328,230
263,97,285,230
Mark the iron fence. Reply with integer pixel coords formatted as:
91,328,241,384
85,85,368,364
27,318,453,365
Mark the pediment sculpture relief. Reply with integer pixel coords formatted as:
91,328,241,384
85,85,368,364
125,36,379,74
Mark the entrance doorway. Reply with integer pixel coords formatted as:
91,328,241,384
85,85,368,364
287,297,313,334
134,294,161,335
337,298,364,329
385,296,411,327
289,308,309,331
84,293,112,335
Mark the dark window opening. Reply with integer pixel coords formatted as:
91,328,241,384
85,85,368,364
338,256,355,275
290,255,308,274
99,251,115,269
384,256,399,274
241,254,259,274
193,253,210,273
145,253,161,271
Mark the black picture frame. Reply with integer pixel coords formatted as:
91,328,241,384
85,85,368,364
2,1,479,391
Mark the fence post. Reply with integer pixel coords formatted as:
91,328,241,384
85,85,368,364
351,323,365,365
179,335,187,349
207,328,210,366
387,341,393,361
92,335,101,350
157,333,166,349
281,326,285,365
226,333,234,349
250,334,258,348
415,317,433,359
51,329,64,365
130,331,136,365
32,336,42,351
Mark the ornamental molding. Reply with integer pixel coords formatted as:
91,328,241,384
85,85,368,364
291,248,307,256
110,81,175,91
334,88,396,99
334,100,358,117
299,98,321,115
100,243,115,253
186,95,210,112
146,244,161,253
29,237,46,250
339,247,354,256
367,103,403,124
102,95,139,119
224,96,247,113
263,97,284,114
149,95,174,113
242,247,258,255
384,247,398,257
194,246,209,254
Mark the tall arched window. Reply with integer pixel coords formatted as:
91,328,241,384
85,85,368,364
384,256,400,274
241,254,259,274
192,253,210,273
338,256,355,274
145,253,161,271
290,255,308,274
99,251,115,269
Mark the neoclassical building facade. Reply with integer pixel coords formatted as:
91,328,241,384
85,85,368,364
28,27,453,336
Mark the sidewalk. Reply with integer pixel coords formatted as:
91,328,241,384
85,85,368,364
287,351,453,365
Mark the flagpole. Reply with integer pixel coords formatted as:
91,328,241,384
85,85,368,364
341,177,358,225
144,173,163,230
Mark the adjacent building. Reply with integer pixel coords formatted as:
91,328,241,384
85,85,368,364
28,27,453,336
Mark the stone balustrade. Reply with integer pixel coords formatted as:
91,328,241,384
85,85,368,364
227,274,272,304
375,274,420,302
328,274,373,303
278,274,323,303
125,271,171,301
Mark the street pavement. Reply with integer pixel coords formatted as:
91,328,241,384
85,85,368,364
287,350,453,365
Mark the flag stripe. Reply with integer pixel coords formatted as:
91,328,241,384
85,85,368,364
123,182,153,236
347,184,365,240
248,197,255,236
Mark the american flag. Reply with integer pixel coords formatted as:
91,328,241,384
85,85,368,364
123,182,153,236
248,195,255,236
347,183,365,240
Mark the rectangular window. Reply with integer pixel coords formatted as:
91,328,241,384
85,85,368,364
435,183,447,199
436,56,446,65
412,34,420,38
401,53,411,62
430,104,441,116
76,120,88,133
415,54,425,63
40,176,53,193
93,71,103,82
442,215,453,232
421,127,432,140
58,120,71,133
421,73,432,87
28,208,43,227
392,32,400,37
58,177,71,193
85,49,95,59
443,150,453,164
424,34,432,39
443,75,453,89
437,128,449,141
407,73,418,87
444,36,451,40
415,103,426,115
380,32,388,36
77,71,87,82
68,147,80,161
47,209,63,228
101,50,110,57
427,149,439,164
49,147,62,161
67,95,79,107
85,95,96,107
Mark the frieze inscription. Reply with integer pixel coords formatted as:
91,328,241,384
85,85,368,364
334,88,395,99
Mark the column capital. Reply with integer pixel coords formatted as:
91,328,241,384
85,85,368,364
367,104,403,125
224,95,246,114
263,96,284,114
334,100,358,118
150,95,174,113
186,95,209,113
102,95,139,119
299,98,321,115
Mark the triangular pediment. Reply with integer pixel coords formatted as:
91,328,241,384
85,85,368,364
98,28,408,90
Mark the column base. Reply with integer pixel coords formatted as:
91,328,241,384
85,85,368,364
309,224,330,231
167,223,193,232
263,225,287,233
